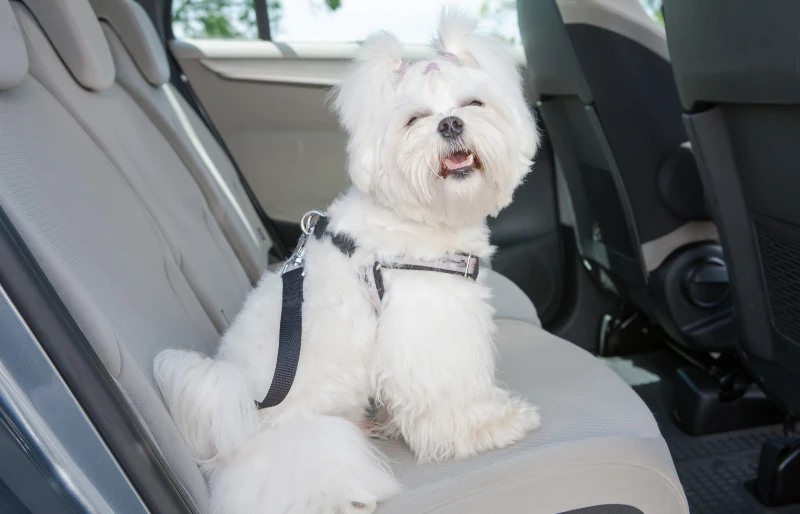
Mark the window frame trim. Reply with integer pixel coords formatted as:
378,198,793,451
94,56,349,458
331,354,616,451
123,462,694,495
255,0,271,40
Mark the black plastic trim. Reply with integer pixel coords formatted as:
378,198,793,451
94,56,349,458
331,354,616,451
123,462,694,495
254,0,271,41
546,225,618,352
559,506,644,514
0,205,196,514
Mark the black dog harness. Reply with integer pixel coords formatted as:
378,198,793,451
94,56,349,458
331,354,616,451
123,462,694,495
258,211,480,409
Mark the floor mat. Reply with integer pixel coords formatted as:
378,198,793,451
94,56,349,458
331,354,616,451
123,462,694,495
606,351,800,514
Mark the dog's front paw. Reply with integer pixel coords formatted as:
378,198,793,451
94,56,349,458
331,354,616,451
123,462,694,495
402,394,541,462
476,396,541,449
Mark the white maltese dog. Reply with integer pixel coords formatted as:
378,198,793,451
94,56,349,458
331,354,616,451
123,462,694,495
155,9,540,514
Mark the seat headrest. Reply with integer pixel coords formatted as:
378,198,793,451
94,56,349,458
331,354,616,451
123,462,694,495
91,0,169,87
22,0,115,90
557,0,668,61
0,0,28,89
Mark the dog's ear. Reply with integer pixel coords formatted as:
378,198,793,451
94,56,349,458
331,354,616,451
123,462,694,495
435,8,539,174
434,8,520,90
331,32,404,193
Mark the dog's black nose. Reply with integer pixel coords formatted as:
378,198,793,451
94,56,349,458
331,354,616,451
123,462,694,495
437,116,464,139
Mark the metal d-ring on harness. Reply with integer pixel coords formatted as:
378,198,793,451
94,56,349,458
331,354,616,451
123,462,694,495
257,211,480,409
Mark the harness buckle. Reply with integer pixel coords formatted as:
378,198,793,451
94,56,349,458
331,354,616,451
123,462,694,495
281,233,308,275
464,254,474,278
282,211,324,275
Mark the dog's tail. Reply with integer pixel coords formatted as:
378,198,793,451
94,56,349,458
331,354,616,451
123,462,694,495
206,414,401,514
154,349,259,461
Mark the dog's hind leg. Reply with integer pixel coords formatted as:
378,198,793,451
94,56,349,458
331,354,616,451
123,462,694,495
206,415,400,514
154,350,259,460
153,269,292,463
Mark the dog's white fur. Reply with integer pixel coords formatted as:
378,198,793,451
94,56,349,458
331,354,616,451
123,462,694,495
155,9,540,514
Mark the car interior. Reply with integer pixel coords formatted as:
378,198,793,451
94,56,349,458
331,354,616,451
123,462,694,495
0,0,798,512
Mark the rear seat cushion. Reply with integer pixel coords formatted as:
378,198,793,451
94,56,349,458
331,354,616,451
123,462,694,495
378,319,687,513
483,269,541,326
22,0,115,90
90,0,169,86
0,0,27,89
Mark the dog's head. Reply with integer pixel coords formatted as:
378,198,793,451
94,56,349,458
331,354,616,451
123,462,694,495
332,9,539,227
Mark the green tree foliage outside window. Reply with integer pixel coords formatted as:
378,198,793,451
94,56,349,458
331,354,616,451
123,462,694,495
479,0,518,43
172,0,661,42
639,0,664,25
173,0,518,41
173,0,256,38
172,0,342,39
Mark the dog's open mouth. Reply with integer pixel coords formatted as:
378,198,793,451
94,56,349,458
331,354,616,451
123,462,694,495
439,150,482,179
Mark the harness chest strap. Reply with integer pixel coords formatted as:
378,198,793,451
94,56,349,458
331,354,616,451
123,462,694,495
258,214,479,409
358,254,479,312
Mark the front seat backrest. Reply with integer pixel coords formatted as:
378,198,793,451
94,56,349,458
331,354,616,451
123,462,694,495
664,0,800,415
518,0,711,291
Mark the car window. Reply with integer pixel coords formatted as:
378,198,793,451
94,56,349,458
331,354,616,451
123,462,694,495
172,0,261,39
172,0,521,43
638,0,664,25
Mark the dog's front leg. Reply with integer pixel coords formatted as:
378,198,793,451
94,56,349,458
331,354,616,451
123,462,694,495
372,274,540,462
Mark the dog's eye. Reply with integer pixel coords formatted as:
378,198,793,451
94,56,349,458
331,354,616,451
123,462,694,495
467,99,484,107
405,111,431,127
406,112,429,127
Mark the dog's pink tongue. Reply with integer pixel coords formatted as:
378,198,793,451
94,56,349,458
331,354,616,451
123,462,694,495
444,152,474,170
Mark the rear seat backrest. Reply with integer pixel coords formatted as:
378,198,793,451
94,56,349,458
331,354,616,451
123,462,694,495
0,0,26,89
14,0,252,332
1,1,213,508
90,0,273,283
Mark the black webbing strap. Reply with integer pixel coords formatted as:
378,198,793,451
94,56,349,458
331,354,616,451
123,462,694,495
258,266,305,409
313,216,356,256
256,216,338,410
